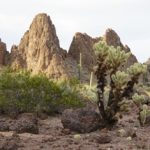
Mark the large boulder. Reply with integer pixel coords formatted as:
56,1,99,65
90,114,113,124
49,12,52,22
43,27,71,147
61,108,101,133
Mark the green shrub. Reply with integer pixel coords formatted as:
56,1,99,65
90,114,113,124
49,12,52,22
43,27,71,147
0,68,83,115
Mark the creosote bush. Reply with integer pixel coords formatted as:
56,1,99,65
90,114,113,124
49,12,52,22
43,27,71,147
94,41,147,126
0,68,83,115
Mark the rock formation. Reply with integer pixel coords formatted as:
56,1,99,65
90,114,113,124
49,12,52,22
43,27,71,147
68,33,100,71
10,13,70,79
0,13,138,81
0,39,8,66
68,28,137,73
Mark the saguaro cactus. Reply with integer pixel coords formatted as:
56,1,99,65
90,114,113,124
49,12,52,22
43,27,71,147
78,52,82,82
90,71,93,88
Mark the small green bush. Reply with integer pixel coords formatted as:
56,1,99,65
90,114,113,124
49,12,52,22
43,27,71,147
0,68,83,115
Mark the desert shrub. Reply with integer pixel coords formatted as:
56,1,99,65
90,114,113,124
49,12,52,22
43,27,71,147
94,41,147,126
0,68,83,115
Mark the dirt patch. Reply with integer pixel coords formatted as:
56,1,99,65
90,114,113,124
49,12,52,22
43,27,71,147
0,108,150,150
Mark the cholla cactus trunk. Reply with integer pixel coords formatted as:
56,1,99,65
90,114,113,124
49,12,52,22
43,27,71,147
108,70,117,106
96,70,120,124
95,64,107,120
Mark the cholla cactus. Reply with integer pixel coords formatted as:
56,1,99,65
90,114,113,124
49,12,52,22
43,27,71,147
108,47,131,70
94,41,146,126
132,93,145,107
127,63,147,76
139,104,150,125
122,63,147,98
94,41,109,59
132,93,150,125
112,71,129,90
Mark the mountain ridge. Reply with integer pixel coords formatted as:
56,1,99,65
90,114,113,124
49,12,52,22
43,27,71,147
0,13,138,81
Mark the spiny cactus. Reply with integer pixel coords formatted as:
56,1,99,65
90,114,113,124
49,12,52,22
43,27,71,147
139,104,150,125
127,63,147,76
108,46,131,70
111,71,129,90
132,93,150,125
132,93,145,107
94,41,109,59
122,63,147,98
94,41,146,126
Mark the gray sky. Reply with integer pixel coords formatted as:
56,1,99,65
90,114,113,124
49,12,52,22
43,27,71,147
0,0,150,62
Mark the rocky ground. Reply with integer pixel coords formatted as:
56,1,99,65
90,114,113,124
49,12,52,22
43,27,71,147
0,107,150,150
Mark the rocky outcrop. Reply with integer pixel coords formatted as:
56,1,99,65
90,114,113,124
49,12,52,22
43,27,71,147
68,29,137,74
10,13,69,79
104,28,123,48
0,13,137,81
68,33,100,71
0,39,9,66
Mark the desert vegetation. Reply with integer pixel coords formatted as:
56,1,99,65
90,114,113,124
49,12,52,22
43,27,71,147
94,41,149,126
0,67,84,115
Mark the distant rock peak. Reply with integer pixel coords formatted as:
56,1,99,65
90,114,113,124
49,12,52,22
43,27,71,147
0,13,138,81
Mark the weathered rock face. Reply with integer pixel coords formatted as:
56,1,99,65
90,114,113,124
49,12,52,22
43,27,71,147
0,39,8,66
104,28,123,48
10,13,69,79
68,28,137,75
68,33,100,71
7,13,138,80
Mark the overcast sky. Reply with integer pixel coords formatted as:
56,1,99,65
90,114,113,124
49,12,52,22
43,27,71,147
0,0,150,62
